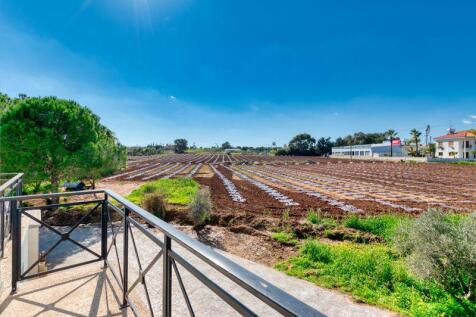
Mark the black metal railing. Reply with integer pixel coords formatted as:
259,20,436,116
0,173,23,258
0,189,323,317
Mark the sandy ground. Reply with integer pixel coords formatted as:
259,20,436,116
96,180,144,197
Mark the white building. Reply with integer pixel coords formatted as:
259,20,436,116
434,129,476,159
331,141,404,158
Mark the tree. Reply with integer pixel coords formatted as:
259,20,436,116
221,141,232,150
174,138,188,153
0,96,126,194
0,93,14,114
385,129,398,157
315,137,333,156
287,133,316,155
410,129,422,157
78,126,126,189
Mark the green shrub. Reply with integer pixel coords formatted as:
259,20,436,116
344,214,407,241
275,240,476,316
188,188,212,228
306,208,320,224
142,193,167,219
271,231,297,246
394,209,476,301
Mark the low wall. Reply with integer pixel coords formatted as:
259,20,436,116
330,155,428,163
428,157,476,163
21,209,40,277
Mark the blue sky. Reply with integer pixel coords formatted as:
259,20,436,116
1,0,475,146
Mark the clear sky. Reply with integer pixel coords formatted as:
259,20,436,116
1,1,475,146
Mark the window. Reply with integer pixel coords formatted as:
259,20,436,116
438,152,443,157
465,141,470,148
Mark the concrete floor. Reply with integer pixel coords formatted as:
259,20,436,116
0,262,131,316
0,225,397,317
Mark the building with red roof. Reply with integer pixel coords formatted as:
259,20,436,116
434,129,476,159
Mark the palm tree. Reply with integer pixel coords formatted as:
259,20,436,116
410,129,422,157
385,129,398,156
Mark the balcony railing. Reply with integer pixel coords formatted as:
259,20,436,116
0,185,322,316
0,173,23,258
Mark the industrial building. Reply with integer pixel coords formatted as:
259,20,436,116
331,140,404,158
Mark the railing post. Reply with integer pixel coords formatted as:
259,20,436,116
163,235,172,317
121,207,129,308
0,197,4,258
11,197,20,294
101,194,108,267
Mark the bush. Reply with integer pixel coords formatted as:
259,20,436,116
271,231,297,246
142,193,167,219
394,209,476,300
188,188,212,229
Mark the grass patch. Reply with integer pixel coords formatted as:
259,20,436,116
271,231,298,246
449,161,476,166
128,178,199,205
275,240,476,316
344,214,409,241
306,208,320,224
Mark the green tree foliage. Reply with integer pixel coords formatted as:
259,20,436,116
0,95,126,191
315,137,333,155
409,128,422,156
127,144,164,156
334,132,387,146
174,138,188,153
78,126,126,188
0,93,14,114
221,141,232,150
287,133,316,155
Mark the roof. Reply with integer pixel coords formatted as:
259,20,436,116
434,130,476,140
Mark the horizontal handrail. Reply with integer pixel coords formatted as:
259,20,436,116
0,189,104,202
0,173,23,193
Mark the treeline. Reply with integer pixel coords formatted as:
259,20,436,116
334,132,390,147
0,93,126,190
275,134,333,156
276,130,399,156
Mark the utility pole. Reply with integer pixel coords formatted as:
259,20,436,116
390,136,393,157
425,125,430,156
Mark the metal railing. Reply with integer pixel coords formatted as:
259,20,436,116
0,173,23,258
0,189,323,317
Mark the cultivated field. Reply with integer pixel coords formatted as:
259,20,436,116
104,153,476,217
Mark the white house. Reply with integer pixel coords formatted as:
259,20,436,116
331,140,404,158
434,129,476,159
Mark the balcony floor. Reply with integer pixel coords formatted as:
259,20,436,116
0,261,131,317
